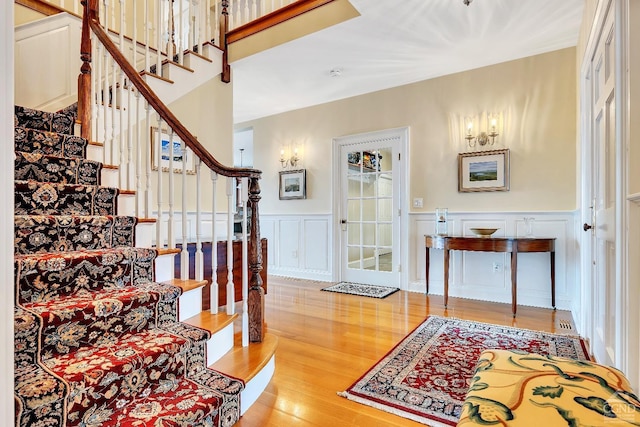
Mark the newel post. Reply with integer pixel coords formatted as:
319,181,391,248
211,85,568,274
248,177,264,342
220,0,231,83
78,0,98,141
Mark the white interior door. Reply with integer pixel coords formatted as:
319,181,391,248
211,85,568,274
587,3,617,366
336,130,404,287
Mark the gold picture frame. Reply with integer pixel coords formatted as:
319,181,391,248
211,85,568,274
150,127,196,174
458,149,510,192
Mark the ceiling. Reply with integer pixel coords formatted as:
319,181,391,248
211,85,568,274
231,0,585,124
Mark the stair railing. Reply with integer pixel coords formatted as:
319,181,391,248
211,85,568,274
79,0,265,343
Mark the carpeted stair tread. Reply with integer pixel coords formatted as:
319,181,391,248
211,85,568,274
44,328,193,425
85,376,230,427
14,180,119,216
15,105,75,135
14,215,137,254
24,283,182,356
15,247,157,303
15,151,102,185
15,126,87,158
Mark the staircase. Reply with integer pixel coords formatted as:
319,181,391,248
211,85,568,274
13,105,245,426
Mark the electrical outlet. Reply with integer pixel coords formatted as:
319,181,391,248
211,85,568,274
492,262,502,273
413,198,423,208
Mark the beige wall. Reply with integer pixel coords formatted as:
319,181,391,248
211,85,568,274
161,75,234,210
238,47,577,215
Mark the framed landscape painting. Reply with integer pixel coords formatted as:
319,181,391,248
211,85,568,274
150,127,196,174
458,149,510,192
279,169,306,200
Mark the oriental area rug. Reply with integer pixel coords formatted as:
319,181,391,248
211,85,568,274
321,282,400,298
338,315,590,426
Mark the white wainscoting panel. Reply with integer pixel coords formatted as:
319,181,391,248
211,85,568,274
411,211,578,312
261,214,332,281
15,13,81,112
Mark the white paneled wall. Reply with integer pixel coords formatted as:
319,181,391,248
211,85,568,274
411,211,579,312
15,13,81,112
261,214,333,282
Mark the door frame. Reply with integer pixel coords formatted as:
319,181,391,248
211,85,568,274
579,0,629,370
332,127,410,289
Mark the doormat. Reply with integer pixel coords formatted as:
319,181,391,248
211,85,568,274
338,315,590,426
321,282,400,299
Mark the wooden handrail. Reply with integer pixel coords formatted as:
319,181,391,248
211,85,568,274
227,0,335,44
15,0,72,17
83,3,260,179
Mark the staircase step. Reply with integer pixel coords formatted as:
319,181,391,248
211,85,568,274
14,215,137,254
211,333,278,385
24,282,182,356
15,126,87,158
15,151,102,185
45,327,192,424
15,180,119,216
15,247,157,303
93,376,233,427
15,105,76,135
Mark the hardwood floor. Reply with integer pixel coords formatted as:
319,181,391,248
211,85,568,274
235,276,579,426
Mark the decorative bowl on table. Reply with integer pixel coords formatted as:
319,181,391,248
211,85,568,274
470,227,498,237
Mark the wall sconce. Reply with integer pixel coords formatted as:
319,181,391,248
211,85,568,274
280,144,300,168
464,113,501,148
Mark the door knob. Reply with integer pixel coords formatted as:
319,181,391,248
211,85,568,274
583,223,593,231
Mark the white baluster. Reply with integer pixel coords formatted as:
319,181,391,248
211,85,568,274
168,131,175,248
189,0,195,53
180,140,188,279
261,0,266,18
178,0,184,64
110,54,117,168
235,0,241,28
240,177,249,347
270,0,275,14
228,0,234,30
210,171,219,314
118,70,126,188
251,0,257,21
195,160,204,281
155,118,164,248
135,90,142,217
226,177,235,315
244,0,250,26
156,0,163,75
145,103,153,218
91,34,99,147
102,47,109,164
211,0,217,47
144,0,150,72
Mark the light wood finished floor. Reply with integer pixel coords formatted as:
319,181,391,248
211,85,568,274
235,276,580,427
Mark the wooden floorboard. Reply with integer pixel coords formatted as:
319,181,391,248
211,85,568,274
235,276,579,426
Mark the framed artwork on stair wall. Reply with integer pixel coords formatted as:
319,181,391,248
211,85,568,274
150,127,196,174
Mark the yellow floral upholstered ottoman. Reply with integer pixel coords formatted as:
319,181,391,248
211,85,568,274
457,349,639,426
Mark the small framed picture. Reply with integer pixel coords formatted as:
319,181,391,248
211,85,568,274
150,127,196,174
279,169,306,200
458,149,510,192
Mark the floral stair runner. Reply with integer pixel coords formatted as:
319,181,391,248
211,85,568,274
13,105,243,427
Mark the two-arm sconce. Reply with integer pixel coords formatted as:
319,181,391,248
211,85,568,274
280,145,300,168
464,114,501,148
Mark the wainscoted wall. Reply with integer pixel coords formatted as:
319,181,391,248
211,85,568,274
410,211,580,313
260,214,333,282
157,210,579,313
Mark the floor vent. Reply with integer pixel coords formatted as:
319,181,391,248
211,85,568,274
556,318,574,331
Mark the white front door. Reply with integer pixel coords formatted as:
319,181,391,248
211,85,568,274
586,1,618,366
335,129,406,288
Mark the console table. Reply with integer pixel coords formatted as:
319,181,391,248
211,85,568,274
424,235,556,316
